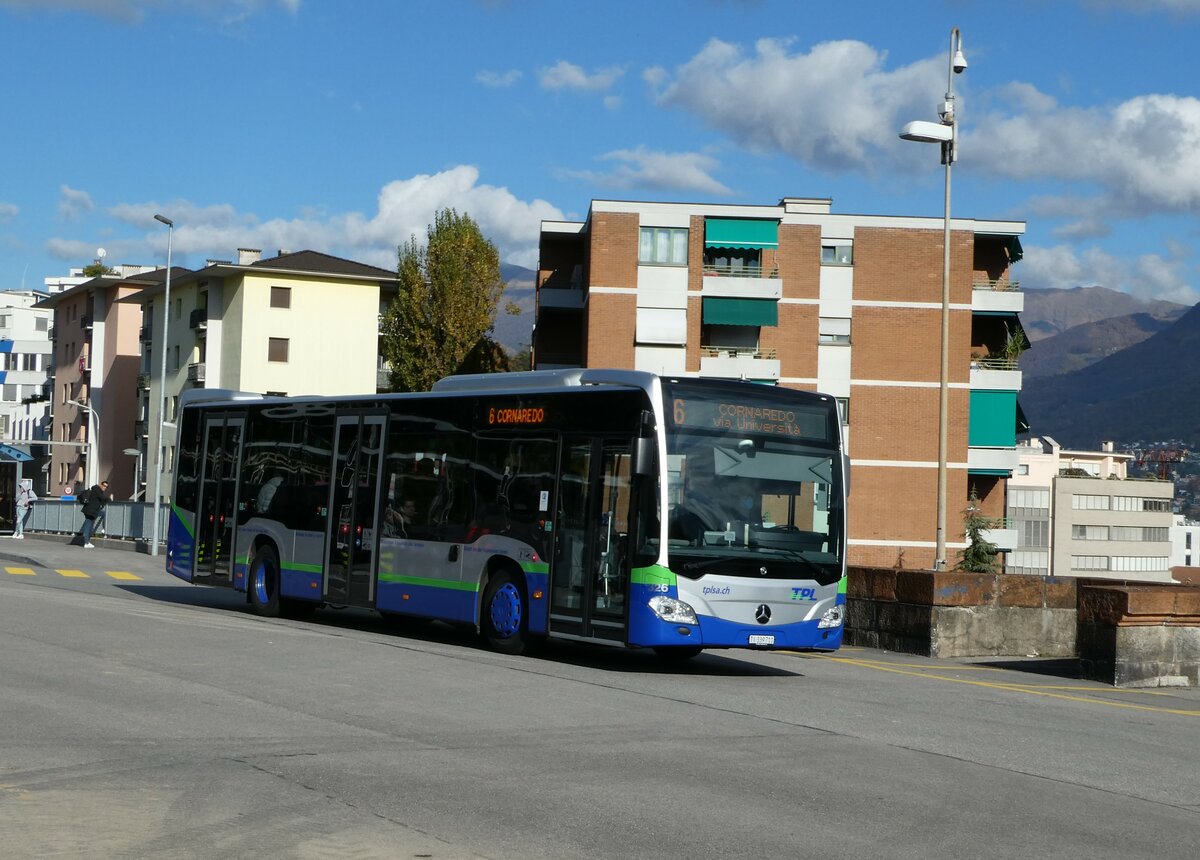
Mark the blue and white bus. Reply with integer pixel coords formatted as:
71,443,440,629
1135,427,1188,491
166,369,847,659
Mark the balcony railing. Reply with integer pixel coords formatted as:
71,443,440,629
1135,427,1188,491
137,372,150,389
189,308,208,330
702,264,780,279
700,345,778,360
187,362,206,384
972,279,1021,292
81,314,93,330
971,356,1019,371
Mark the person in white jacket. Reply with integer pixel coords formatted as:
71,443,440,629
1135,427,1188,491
13,479,37,539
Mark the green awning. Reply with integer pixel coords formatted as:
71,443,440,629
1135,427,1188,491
703,297,778,326
1007,236,1024,263
967,468,1012,476
969,390,1018,447
704,218,779,249
1016,399,1029,434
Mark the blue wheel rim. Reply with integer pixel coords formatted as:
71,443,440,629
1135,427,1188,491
253,560,272,604
489,582,522,638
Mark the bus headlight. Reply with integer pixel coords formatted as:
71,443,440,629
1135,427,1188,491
818,605,844,629
648,596,698,625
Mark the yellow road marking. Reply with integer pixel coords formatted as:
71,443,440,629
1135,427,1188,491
105,571,141,581
56,569,90,579
5,566,35,576
825,655,1200,717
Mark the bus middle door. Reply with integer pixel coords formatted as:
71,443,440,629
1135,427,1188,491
550,437,632,643
194,415,244,584
324,413,385,607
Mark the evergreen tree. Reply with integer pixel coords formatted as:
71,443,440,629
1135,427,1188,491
957,487,1000,573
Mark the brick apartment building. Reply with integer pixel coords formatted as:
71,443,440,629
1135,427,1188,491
533,197,1026,569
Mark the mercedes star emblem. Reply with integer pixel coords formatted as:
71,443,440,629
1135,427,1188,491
755,604,771,624
759,566,768,576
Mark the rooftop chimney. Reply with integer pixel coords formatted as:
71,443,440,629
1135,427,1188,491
238,248,262,265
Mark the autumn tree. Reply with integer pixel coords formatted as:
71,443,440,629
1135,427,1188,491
381,209,505,392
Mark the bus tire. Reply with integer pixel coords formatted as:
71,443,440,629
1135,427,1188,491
248,545,281,618
481,568,528,655
653,645,703,662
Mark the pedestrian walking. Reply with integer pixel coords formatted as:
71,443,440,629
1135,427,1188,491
13,479,37,539
77,480,110,548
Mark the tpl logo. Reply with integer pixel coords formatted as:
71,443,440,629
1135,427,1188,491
790,587,816,601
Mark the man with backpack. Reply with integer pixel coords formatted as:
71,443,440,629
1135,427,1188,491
77,480,110,548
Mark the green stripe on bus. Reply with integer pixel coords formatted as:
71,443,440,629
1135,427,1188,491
632,564,676,587
838,575,847,595
171,504,195,539
521,561,549,575
378,573,480,592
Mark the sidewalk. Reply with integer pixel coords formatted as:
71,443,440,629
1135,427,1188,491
1,532,168,578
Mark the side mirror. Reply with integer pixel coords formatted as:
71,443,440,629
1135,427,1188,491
633,436,656,477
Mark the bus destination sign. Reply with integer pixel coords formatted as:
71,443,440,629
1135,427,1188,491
487,404,548,427
671,397,828,440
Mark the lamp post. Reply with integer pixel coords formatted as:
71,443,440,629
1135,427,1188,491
123,447,142,500
66,398,98,489
899,27,966,571
151,213,173,557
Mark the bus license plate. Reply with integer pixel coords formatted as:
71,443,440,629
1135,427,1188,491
748,634,775,646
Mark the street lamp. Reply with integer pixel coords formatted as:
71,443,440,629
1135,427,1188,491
899,27,966,571
123,447,142,500
66,398,99,489
151,213,173,557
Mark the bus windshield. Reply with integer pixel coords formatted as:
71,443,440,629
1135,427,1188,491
661,382,843,583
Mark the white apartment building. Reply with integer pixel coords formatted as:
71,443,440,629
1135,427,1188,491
1007,436,1174,583
1171,515,1200,569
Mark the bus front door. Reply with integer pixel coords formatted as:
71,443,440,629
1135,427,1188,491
194,416,244,583
324,414,385,607
550,438,632,642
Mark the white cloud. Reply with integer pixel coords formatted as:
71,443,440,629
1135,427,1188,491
58,185,94,220
0,202,17,223
539,60,624,93
654,37,942,173
476,69,522,88
46,166,563,271
563,146,732,196
1022,243,1200,304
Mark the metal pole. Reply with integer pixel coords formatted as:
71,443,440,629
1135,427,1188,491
151,215,173,556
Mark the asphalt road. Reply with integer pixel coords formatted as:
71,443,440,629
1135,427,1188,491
1,535,1198,859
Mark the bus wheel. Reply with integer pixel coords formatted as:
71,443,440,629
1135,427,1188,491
249,546,281,618
653,646,703,662
481,570,527,655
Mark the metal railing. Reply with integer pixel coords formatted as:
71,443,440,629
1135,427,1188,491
971,356,1019,371
972,279,1021,292
187,362,206,383
25,499,167,545
702,264,780,279
700,345,778,360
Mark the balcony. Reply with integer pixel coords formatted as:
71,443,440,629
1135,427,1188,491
981,519,1019,552
187,362,206,384
538,263,586,311
701,264,782,301
48,324,56,341
137,372,150,390
698,346,781,382
972,280,1024,315
190,308,208,331
134,419,147,438
970,357,1022,392
81,314,93,331
78,354,91,374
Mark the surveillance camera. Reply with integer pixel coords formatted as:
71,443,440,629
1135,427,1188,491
952,48,967,74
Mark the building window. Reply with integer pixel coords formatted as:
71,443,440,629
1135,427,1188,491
821,242,853,265
36,317,47,331
271,286,292,308
1187,533,1193,550
1019,519,1049,547
1072,524,1109,541
1110,526,1169,542
1071,555,1109,571
0,314,9,328
2,384,14,401
1109,556,1169,573
1072,494,1110,511
1010,488,1050,509
1017,464,1029,475
639,227,688,266
174,297,182,320
268,337,289,362
818,317,851,345
836,398,849,425
172,345,180,371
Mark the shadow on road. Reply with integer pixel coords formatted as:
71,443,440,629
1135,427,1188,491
114,583,801,676
969,657,1082,679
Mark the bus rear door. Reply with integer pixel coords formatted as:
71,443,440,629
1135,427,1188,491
324,413,386,606
194,415,244,583
550,437,633,643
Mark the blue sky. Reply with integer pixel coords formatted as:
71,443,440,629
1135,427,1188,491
4,0,1200,304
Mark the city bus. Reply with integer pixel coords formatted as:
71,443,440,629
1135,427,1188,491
166,369,847,659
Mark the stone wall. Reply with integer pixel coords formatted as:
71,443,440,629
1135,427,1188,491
1078,584,1200,687
845,566,1078,659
